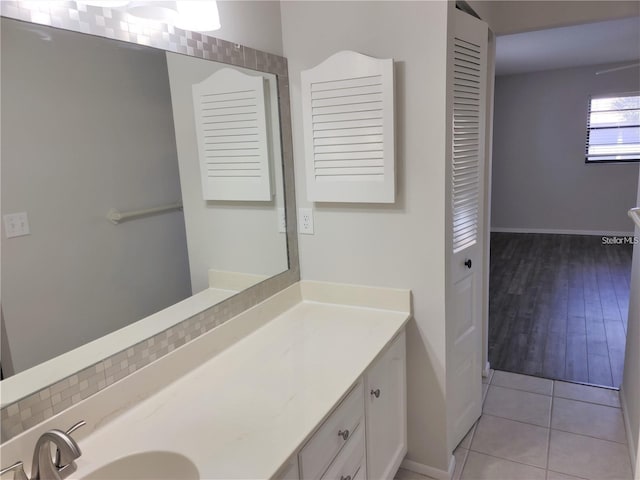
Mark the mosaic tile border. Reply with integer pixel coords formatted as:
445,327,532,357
0,1,299,443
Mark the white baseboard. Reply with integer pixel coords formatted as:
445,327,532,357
401,455,455,480
482,362,491,378
491,227,635,237
620,386,638,477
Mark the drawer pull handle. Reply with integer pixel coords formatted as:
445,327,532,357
338,429,350,441
340,476,352,480
371,388,381,398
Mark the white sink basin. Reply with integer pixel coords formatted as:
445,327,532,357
81,451,199,480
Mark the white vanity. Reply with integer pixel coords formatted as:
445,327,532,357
281,329,406,480
1,281,409,480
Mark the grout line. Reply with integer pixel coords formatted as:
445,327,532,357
462,450,547,472
546,381,554,470
495,367,619,390
546,469,589,480
552,394,621,410
480,412,550,431
554,378,619,391
489,383,553,396
549,426,628,445
489,383,551,399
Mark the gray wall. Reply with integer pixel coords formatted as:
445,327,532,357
491,62,639,234
1,19,191,374
281,1,452,471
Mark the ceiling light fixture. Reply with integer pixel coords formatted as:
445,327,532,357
126,1,177,23
79,1,131,7
174,1,220,33
76,1,221,32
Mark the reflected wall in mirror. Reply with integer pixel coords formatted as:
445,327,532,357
1,17,288,379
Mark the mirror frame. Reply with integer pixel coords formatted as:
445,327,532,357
0,1,299,442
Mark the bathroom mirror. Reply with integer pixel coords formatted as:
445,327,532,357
0,4,297,409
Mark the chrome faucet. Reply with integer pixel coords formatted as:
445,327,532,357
30,421,86,480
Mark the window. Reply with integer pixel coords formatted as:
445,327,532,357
585,93,640,163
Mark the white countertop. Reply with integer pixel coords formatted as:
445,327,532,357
73,298,409,479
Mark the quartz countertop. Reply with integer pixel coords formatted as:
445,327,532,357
72,289,410,480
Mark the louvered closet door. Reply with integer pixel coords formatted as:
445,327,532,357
448,8,488,450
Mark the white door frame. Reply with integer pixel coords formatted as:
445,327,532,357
481,29,496,378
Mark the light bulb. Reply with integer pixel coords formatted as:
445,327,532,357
126,1,177,23
174,1,220,32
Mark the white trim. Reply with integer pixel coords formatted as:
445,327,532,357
401,455,455,480
491,227,635,237
620,386,638,476
482,362,491,378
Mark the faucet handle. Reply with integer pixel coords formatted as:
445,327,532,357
0,461,28,480
54,420,86,469
64,420,86,436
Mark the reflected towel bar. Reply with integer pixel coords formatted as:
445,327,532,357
629,207,640,229
107,202,183,225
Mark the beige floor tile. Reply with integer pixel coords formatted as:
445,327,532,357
551,397,626,443
553,381,620,408
459,422,477,450
546,471,587,480
453,447,469,480
548,430,632,480
482,369,494,385
491,371,553,396
461,451,546,480
482,383,488,403
393,467,431,480
483,385,552,427
470,414,549,468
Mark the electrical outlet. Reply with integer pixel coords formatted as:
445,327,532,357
298,207,314,235
4,212,30,238
277,207,286,233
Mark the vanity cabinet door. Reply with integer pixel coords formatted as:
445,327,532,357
364,331,407,480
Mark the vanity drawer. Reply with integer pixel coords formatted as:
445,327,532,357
321,423,366,480
299,382,364,480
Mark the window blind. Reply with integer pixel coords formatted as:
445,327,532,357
585,93,640,163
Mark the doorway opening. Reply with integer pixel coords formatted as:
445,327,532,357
489,233,633,387
487,18,640,389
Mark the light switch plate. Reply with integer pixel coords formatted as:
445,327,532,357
298,208,314,235
4,212,30,238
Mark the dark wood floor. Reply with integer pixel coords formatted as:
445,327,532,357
488,233,633,388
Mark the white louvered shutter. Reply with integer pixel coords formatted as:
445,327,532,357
452,36,484,252
301,51,395,203
192,68,272,201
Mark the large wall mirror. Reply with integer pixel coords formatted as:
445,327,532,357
0,2,298,416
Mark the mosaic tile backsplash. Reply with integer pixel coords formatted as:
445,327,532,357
0,1,299,443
